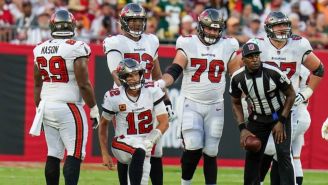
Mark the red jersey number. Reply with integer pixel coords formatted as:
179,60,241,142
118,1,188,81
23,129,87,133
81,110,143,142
36,56,69,83
124,53,153,80
191,58,225,83
264,61,296,79
126,109,153,135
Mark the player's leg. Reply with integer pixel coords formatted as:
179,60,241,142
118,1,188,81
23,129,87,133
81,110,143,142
43,102,66,185
202,101,224,185
112,136,150,185
117,162,128,185
180,99,204,185
292,135,304,185
150,122,164,185
43,124,65,185
260,134,275,183
62,103,88,185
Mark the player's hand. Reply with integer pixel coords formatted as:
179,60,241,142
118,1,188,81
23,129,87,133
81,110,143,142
240,129,255,148
102,153,116,170
321,118,328,141
90,105,100,129
272,121,286,144
164,100,176,122
294,93,305,106
154,79,166,89
143,139,153,156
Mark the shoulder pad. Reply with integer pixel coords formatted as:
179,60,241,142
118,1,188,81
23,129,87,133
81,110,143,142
144,82,155,88
291,35,302,40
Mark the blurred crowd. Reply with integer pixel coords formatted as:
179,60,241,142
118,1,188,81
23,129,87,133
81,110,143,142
2,0,328,48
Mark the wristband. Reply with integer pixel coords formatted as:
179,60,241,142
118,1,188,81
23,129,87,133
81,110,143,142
238,122,247,132
278,116,287,125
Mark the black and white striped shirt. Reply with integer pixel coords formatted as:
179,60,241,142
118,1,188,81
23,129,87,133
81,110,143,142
229,63,291,115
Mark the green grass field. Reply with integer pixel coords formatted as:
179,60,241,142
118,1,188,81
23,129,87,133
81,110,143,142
0,164,327,185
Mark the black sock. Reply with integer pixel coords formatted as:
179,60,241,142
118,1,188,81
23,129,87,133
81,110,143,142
260,154,273,182
203,153,217,184
296,176,303,185
117,162,128,185
45,156,60,185
63,156,82,185
181,149,202,180
129,148,146,185
150,157,163,185
270,159,280,185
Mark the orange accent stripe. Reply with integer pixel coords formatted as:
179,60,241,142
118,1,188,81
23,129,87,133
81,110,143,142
67,103,83,159
112,137,135,155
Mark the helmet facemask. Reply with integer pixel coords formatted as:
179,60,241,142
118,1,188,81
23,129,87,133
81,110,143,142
120,3,147,38
264,12,292,42
117,58,145,91
266,23,291,42
120,70,145,91
197,8,224,45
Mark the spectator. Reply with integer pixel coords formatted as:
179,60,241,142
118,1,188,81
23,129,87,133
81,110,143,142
301,20,328,49
289,13,305,35
90,3,117,40
179,14,196,36
74,14,91,43
241,3,254,27
225,16,249,45
25,12,51,45
145,16,158,34
208,0,229,21
16,0,38,33
242,14,265,38
261,0,291,23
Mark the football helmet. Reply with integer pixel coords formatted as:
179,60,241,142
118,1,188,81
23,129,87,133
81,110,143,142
117,58,145,90
264,11,292,41
197,8,225,45
120,3,147,38
50,10,76,38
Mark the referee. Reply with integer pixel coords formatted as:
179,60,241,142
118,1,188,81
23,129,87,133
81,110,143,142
229,43,296,185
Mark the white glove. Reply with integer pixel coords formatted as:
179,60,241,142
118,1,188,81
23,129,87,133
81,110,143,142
321,118,328,141
154,79,166,89
143,139,153,156
90,105,100,129
165,102,176,122
294,87,313,106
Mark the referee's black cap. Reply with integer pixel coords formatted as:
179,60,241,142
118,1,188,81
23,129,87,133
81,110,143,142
242,43,262,57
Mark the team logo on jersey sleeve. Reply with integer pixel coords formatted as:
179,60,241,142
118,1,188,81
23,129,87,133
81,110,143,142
119,104,126,111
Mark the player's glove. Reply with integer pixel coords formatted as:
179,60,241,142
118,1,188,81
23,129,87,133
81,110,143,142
143,129,162,155
321,118,328,141
143,139,153,156
154,79,166,89
90,105,100,129
294,87,313,106
164,100,176,122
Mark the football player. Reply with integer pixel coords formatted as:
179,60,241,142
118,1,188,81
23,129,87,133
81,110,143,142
98,58,169,185
102,3,174,185
155,9,240,185
244,11,324,185
32,10,99,185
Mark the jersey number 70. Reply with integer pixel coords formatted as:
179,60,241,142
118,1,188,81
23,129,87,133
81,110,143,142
191,58,225,83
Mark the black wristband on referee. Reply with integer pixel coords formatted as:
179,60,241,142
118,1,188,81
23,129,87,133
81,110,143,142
278,116,287,124
238,122,247,132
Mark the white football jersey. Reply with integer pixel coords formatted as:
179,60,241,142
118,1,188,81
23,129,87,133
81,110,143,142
102,84,165,136
176,35,239,104
103,34,159,82
248,36,312,91
33,39,91,103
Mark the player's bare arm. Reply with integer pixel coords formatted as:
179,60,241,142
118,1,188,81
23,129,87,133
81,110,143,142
151,58,163,81
231,96,255,147
303,52,324,91
74,57,97,108
159,50,187,88
155,113,169,134
33,64,42,107
228,53,242,76
111,70,122,86
98,116,115,170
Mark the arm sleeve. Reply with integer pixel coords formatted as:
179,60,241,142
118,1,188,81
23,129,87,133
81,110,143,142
107,51,123,73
